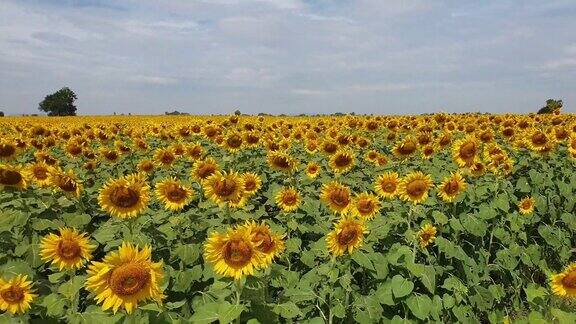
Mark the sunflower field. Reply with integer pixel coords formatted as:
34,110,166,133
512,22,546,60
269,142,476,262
0,112,576,323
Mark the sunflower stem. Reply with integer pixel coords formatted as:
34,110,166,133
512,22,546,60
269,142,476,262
234,279,244,324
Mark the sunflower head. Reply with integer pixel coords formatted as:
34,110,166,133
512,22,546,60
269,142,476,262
204,227,264,280
306,162,320,178
137,159,155,173
326,217,367,256
241,172,262,196
452,135,480,167
0,164,28,190
275,186,301,212
550,262,576,299
153,148,176,167
321,181,352,214
202,170,245,206
267,151,298,173
154,178,194,211
40,227,95,270
191,158,220,181
352,192,380,220
518,196,535,215
50,169,82,197
329,150,356,174
86,242,164,314
98,175,150,219
0,141,19,161
242,220,285,266
393,136,418,158
399,171,433,204
0,275,37,314
374,172,399,199
437,172,466,202
27,161,52,187
418,224,437,247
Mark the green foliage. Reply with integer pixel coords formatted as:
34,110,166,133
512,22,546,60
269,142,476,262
38,87,77,116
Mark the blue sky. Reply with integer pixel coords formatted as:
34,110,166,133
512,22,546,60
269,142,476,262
0,0,575,115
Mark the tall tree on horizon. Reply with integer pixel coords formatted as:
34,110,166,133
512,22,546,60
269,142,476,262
38,87,78,116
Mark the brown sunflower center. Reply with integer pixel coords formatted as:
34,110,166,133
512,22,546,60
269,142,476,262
459,142,477,159
329,189,350,207
252,230,274,253
337,225,359,246
214,179,238,197
334,154,352,168
57,239,81,260
226,135,242,148
357,199,374,214
197,164,216,179
244,179,256,191
443,179,460,195
0,169,23,186
165,184,187,202
109,263,150,296
531,132,547,146
381,180,397,193
323,143,337,154
33,166,49,180
140,161,154,172
398,141,417,155
110,186,140,208
271,156,290,169
420,232,432,242
562,271,576,289
0,144,16,157
223,238,253,267
105,151,118,161
1,286,25,303
281,192,298,206
160,153,175,164
308,165,318,173
521,200,533,209
406,179,428,197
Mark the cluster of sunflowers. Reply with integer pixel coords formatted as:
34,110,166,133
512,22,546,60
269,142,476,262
0,110,575,321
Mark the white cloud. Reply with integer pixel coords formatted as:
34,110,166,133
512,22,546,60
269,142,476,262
127,75,179,85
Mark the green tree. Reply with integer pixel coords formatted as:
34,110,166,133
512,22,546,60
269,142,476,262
38,87,78,116
234,109,241,116
0,111,4,117
537,99,562,114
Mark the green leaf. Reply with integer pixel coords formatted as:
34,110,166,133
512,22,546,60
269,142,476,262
189,301,245,324
174,244,200,265
351,250,375,271
63,213,91,228
391,275,414,298
273,302,302,319
432,211,448,225
524,283,548,304
173,265,203,292
58,275,86,300
406,295,432,320
166,300,186,309
41,293,66,317
376,282,394,306
461,214,487,237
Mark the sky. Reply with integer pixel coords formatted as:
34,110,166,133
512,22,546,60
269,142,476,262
0,0,575,116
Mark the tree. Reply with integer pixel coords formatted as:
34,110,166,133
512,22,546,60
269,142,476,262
0,111,4,117
537,99,562,114
234,109,241,116
38,87,77,116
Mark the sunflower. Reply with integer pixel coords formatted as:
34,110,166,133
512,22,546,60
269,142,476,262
153,148,176,167
98,175,150,219
222,132,243,152
26,161,52,187
0,275,37,314
137,159,155,173
352,192,380,220
418,224,437,247
526,129,550,152
0,141,19,161
364,150,379,163
392,136,418,158
326,217,367,256
329,150,356,174
518,196,535,215
550,262,576,299
191,158,220,181
374,172,400,199
267,151,297,173
186,143,204,160
50,169,82,197
452,135,480,167
86,242,164,314
242,220,285,267
421,145,435,160
306,161,320,178
242,172,262,196
399,171,433,204
320,181,352,215
437,172,467,202
202,170,245,206
0,164,28,190
154,178,194,211
204,226,264,280
40,227,95,270
275,187,301,212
